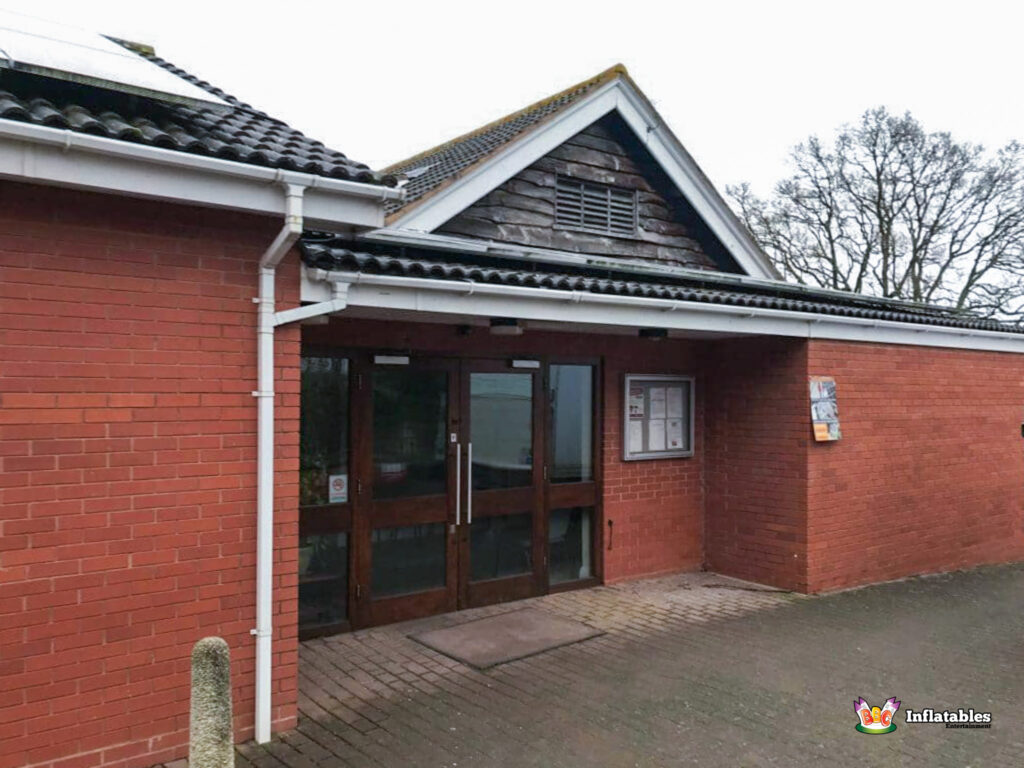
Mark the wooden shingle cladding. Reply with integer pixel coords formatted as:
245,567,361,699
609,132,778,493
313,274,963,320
436,114,740,271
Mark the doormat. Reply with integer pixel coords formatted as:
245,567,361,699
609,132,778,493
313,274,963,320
410,608,602,669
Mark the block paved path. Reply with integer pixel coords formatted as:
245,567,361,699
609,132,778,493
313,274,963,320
216,565,1020,767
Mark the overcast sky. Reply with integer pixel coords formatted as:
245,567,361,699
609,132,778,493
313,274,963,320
6,1,1022,195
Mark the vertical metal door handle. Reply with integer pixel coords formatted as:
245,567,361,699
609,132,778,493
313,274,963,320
455,442,461,525
467,442,473,524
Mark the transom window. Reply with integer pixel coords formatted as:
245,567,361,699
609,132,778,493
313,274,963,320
554,175,638,236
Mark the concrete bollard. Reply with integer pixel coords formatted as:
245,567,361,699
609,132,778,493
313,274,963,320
189,637,235,768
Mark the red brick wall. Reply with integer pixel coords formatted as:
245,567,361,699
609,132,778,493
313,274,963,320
702,337,1024,593
703,337,810,591
0,181,301,768
806,340,1024,591
601,341,703,582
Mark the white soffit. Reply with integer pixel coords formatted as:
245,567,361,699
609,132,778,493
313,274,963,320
0,9,229,107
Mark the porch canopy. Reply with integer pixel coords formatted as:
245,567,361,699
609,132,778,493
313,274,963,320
293,233,1024,354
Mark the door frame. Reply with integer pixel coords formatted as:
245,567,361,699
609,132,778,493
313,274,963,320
297,346,604,636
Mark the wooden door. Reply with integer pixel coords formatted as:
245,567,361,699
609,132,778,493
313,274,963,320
353,357,460,626
457,359,545,608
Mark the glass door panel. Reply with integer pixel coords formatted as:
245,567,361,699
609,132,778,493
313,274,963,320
548,507,593,584
549,364,594,483
470,513,533,581
470,373,533,490
459,362,543,608
545,363,599,588
372,368,448,499
298,353,353,638
298,532,348,627
370,524,447,597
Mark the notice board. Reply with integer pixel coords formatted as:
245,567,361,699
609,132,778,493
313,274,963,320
623,374,694,460
809,376,841,441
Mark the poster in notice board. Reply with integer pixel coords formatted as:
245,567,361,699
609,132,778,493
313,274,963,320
623,375,693,460
809,376,841,441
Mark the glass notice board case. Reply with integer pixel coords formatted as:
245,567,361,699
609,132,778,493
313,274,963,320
623,374,694,460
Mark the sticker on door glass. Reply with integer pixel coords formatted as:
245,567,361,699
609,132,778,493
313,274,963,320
328,474,348,503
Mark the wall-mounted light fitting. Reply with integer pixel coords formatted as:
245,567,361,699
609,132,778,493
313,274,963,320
638,327,668,340
490,317,523,336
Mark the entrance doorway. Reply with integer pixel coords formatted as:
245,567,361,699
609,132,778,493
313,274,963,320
298,351,600,635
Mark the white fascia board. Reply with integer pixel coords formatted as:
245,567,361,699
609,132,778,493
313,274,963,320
387,79,777,280
0,119,401,229
301,267,1024,355
302,189,383,231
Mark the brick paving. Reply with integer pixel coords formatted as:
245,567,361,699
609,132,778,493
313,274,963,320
216,565,1020,767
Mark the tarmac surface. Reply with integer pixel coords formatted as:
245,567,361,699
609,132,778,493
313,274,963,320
167,565,1024,767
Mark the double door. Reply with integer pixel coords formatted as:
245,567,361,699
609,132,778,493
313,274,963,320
354,357,545,626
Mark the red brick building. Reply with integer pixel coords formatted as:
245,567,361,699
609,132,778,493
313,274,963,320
2,26,1023,768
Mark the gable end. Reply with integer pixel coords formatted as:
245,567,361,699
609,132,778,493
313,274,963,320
436,114,742,272
383,67,778,279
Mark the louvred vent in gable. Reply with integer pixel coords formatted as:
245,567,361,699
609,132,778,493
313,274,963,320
555,175,637,236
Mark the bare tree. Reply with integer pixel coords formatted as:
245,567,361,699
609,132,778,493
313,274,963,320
729,108,1024,322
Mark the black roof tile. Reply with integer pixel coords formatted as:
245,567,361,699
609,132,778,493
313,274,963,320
300,238,1023,335
0,38,397,186
383,65,625,216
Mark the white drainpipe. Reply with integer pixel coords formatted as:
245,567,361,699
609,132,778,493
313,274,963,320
253,182,306,744
250,188,386,746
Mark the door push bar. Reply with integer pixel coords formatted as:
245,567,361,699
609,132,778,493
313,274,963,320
455,442,461,525
466,442,473,524
453,441,474,528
